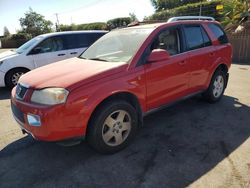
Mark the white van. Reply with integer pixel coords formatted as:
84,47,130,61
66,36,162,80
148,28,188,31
0,30,107,87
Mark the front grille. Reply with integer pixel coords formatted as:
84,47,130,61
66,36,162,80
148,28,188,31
16,83,28,100
11,102,25,124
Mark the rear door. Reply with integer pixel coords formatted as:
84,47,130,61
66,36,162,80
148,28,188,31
30,36,69,68
183,24,216,92
144,26,190,110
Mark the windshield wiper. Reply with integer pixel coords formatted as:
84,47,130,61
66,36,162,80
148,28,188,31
88,58,108,62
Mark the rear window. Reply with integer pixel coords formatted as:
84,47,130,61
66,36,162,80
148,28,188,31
208,23,228,44
184,25,211,50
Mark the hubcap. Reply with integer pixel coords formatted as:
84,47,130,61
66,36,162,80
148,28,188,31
213,75,224,98
102,110,131,146
12,72,24,85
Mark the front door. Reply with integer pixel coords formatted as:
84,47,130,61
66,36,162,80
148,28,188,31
145,26,189,110
31,36,69,68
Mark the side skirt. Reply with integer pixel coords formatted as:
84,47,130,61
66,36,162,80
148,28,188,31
143,90,205,117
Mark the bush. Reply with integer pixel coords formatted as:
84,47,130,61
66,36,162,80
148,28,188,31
1,32,32,48
1,38,28,48
10,33,32,40
59,22,108,31
146,0,223,21
107,17,132,29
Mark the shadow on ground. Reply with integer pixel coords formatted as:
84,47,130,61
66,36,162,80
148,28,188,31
0,87,11,100
0,95,250,188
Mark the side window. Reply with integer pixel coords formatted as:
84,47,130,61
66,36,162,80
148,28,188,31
36,36,65,53
201,27,212,47
76,34,90,48
184,25,204,50
90,33,105,43
208,23,228,44
63,34,77,50
151,28,181,56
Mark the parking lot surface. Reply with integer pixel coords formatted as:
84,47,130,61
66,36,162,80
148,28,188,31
0,64,250,188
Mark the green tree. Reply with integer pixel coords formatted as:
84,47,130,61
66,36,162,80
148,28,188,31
19,8,53,37
222,0,250,31
3,26,10,36
129,13,138,22
151,0,207,11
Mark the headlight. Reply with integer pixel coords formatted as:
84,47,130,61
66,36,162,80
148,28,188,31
31,88,69,105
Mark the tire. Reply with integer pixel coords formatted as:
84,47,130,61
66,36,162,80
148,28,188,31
87,100,138,154
203,69,227,103
5,68,29,88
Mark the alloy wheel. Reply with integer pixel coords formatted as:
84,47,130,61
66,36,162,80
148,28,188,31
102,110,131,146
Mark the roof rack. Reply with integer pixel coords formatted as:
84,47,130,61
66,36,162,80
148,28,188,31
167,16,215,23
127,20,166,27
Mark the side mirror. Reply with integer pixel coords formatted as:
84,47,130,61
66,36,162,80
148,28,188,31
147,49,170,63
31,47,42,55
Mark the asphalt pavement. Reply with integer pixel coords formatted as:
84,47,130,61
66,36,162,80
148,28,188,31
0,64,250,188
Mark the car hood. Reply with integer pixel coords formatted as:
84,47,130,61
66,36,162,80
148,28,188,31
0,50,19,61
19,57,127,90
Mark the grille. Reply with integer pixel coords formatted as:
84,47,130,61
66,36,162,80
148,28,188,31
11,102,25,124
16,83,28,100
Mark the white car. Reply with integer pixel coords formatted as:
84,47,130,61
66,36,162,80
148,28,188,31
0,30,107,88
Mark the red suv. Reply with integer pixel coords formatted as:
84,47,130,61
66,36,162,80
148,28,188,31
11,17,232,153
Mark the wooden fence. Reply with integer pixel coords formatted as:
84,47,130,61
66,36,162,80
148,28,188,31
227,33,250,63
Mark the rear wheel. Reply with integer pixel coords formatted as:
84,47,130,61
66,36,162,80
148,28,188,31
87,100,138,154
203,69,226,103
5,68,29,88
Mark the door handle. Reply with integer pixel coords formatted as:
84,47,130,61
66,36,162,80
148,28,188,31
58,53,66,56
70,52,78,55
178,60,187,65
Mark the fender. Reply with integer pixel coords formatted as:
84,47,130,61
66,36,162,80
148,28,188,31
204,56,230,88
0,54,35,73
67,72,147,135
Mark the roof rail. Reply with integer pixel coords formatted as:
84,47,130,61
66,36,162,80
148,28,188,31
127,20,166,27
167,16,215,23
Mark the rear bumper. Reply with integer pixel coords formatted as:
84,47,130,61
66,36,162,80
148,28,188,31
0,71,5,87
11,88,86,142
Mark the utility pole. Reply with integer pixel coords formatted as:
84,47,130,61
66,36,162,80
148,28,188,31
199,4,202,16
55,13,60,31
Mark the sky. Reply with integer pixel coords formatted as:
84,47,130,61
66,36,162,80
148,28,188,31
0,0,155,35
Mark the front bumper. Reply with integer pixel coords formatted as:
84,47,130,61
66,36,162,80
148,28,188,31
11,88,86,141
0,70,6,87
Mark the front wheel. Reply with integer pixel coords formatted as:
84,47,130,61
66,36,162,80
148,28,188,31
203,69,227,103
5,68,29,88
87,100,138,154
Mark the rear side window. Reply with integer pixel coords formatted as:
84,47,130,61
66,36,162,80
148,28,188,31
201,27,212,47
208,23,228,44
184,25,212,50
184,25,204,50
62,33,106,50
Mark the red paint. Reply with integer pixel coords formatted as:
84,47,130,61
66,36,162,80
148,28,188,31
11,20,232,141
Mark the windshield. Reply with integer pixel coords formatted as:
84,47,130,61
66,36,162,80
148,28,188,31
80,28,154,63
15,36,43,54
